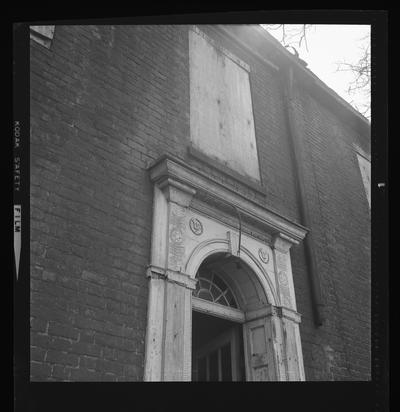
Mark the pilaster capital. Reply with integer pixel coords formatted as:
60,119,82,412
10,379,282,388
245,305,302,324
272,233,299,253
146,264,167,280
146,265,197,290
276,306,302,323
246,304,280,321
165,269,198,290
157,177,196,208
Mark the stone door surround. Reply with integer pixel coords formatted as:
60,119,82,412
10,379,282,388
143,154,308,381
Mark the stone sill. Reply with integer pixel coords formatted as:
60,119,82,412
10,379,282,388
187,146,267,197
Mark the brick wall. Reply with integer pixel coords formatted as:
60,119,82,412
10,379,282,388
30,24,370,381
30,25,190,381
290,85,371,380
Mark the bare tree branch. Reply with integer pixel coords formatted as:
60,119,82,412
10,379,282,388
262,24,313,51
335,38,370,118
261,24,371,119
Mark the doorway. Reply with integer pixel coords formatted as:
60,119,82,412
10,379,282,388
192,311,245,381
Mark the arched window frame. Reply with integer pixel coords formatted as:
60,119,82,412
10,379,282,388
193,270,239,309
192,269,246,324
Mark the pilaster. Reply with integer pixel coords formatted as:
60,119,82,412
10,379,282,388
144,174,197,381
272,234,298,311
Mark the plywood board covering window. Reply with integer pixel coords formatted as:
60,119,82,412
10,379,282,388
189,27,261,181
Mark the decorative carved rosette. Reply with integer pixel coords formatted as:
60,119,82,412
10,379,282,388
189,217,203,236
258,248,269,264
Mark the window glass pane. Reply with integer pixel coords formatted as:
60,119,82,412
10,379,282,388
194,272,239,309
226,291,238,308
215,293,229,306
201,278,212,290
198,289,214,302
197,278,206,290
221,343,232,381
200,270,212,281
210,285,221,301
213,275,227,291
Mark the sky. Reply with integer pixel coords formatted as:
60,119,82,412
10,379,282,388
263,25,371,119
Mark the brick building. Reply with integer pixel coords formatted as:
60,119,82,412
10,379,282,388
29,24,371,381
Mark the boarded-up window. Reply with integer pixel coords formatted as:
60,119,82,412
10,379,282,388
357,153,371,208
189,27,260,181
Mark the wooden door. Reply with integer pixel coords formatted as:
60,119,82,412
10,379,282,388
243,317,277,381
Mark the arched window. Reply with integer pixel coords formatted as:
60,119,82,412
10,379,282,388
193,270,238,309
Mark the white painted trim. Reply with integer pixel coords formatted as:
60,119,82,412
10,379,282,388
148,155,308,243
192,296,245,323
190,200,273,246
245,305,276,321
145,157,307,381
280,306,302,324
293,322,306,380
143,276,165,381
150,186,169,269
184,238,279,306
166,269,197,290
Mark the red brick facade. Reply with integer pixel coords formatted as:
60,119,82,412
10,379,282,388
29,25,371,381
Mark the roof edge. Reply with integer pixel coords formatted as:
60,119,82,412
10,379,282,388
216,24,370,135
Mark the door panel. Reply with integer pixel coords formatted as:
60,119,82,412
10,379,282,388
243,317,277,381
